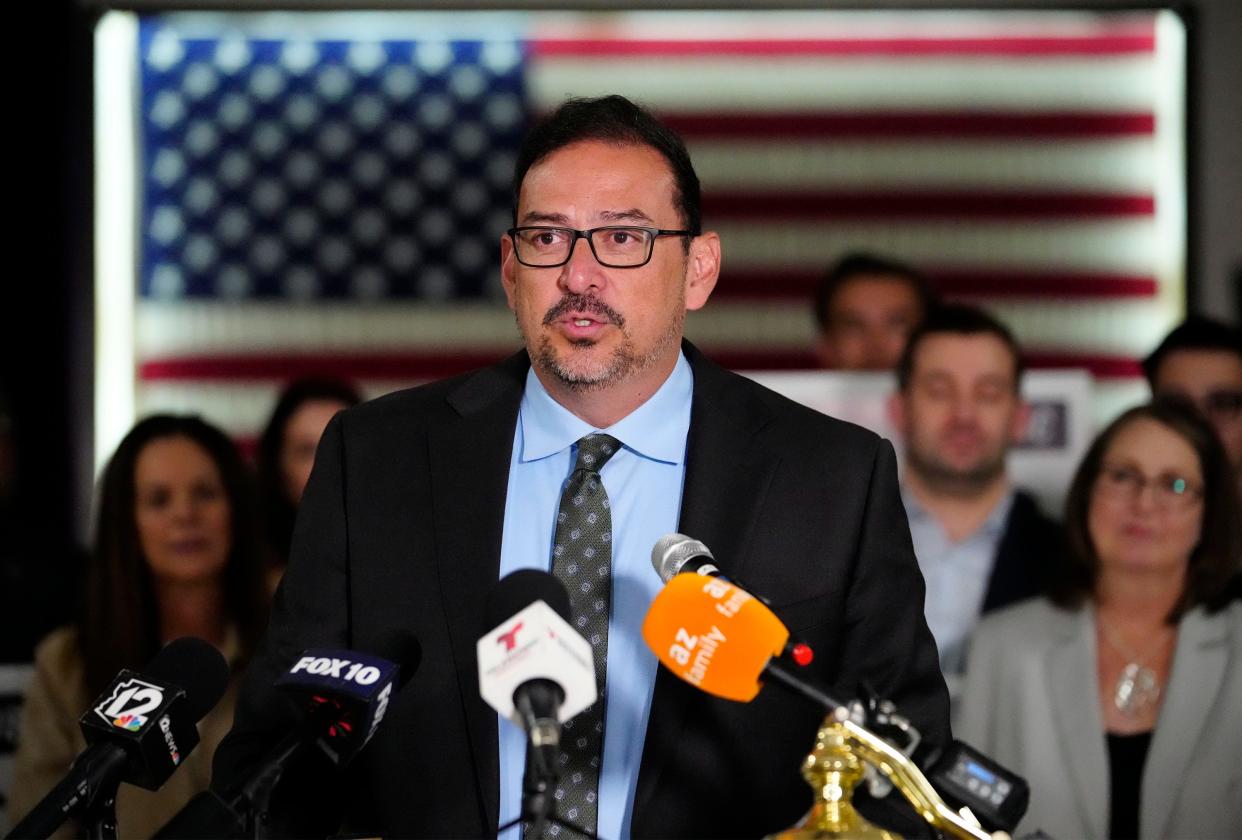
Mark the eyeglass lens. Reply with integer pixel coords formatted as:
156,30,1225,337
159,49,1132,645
513,227,653,267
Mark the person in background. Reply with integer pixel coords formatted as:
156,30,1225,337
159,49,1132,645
958,399,1242,839
8,415,270,838
813,251,938,370
1142,316,1242,491
890,304,1061,690
256,377,361,581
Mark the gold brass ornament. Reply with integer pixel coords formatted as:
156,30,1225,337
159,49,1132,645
767,708,1010,840
767,714,899,840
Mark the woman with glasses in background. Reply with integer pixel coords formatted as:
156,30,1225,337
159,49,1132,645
957,397,1241,839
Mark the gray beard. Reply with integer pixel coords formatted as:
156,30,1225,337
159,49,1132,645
520,289,686,393
906,445,1007,499
529,310,684,393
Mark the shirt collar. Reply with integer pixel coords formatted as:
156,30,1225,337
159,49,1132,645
518,351,693,465
901,483,1016,541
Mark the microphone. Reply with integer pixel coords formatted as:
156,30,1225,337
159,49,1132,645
156,641,420,839
651,533,816,669
642,562,1029,834
7,637,229,840
273,646,412,766
651,533,722,580
640,570,824,704
477,570,596,836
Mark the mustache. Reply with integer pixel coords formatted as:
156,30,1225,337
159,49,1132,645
542,294,625,327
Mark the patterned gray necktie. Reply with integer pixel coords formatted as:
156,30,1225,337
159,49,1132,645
539,433,620,838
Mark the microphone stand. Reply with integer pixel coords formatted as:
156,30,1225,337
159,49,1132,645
6,747,128,840
494,742,597,839
85,797,119,840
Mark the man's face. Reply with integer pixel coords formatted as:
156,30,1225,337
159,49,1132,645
1152,348,1242,469
501,140,718,396
818,276,924,370
894,333,1027,494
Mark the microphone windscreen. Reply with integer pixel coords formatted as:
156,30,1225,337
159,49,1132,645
642,573,789,702
650,533,713,583
145,637,230,723
487,569,572,626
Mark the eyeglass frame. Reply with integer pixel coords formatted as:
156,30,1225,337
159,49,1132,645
506,225,700,269
1094,461,1205,510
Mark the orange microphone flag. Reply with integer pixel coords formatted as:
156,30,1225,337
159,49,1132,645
641,574,789,702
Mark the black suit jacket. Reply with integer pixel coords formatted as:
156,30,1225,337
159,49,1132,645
980,490,1064,614
213,343,949,838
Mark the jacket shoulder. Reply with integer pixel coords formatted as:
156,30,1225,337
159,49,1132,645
335,351,528,435
695,356,886,455
974,598,1076,652
31,626,85,684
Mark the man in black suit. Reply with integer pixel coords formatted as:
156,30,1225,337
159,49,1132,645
889,305,1062,694
213,95,947,838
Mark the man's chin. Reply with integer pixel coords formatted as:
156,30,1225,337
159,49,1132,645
533,341,627,391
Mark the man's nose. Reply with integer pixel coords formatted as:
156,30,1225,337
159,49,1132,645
560,236,604,294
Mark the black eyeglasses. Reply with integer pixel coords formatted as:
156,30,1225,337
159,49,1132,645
507,225,698,269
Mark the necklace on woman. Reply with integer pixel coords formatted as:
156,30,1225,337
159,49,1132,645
1097,618,1169,717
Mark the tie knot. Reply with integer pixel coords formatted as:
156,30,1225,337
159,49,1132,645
574,434,621,473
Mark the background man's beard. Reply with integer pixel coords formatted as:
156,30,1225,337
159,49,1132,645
906,444,1007,498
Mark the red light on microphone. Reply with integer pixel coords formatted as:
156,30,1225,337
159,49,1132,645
791,643,814,667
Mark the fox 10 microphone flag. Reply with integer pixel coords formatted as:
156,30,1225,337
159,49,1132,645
107,9,1186,449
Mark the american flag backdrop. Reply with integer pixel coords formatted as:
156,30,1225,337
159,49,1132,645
107,9,1184,453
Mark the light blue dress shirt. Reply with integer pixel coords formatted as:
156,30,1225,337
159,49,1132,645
901,487,1015,678
497,352,693,840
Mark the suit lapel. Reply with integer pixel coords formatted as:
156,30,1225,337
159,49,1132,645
428,353,527,834
1046,607,1109,839
631,345,780,827
1141,608,1229,839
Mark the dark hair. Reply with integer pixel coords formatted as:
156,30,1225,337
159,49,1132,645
1051,398,1242,620
895,303,1025,392
512,95,702,236
1141,316,1242,387
256,377,361,566
814,251,937,332
80,414,269,697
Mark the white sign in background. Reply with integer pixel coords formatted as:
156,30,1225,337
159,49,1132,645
745,369,1096,518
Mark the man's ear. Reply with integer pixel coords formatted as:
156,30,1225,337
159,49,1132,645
815,333,835,369
887,390,909,439
1010,400,1032,445
683,232,721,312
500,232,518,310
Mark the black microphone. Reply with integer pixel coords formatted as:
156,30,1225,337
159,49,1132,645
6,637,229,840
156,639,421,839
479,570,597,839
